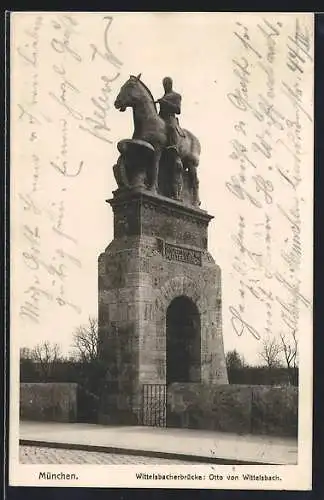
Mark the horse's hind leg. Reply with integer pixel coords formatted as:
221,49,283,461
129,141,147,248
150,148,162,193
186,160,200,206
173,156,184,201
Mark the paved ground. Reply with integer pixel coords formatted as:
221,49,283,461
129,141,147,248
20,421,298,465
20,446,197,465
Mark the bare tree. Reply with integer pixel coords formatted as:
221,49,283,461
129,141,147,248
71,316,98,362
20,347,32,359
280,330,298,385
226,349,246,370
30,341,62,380
258,336,282,369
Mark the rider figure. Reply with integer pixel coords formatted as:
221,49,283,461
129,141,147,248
156,77,182,151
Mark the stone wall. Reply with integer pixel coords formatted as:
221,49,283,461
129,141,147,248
167,383,298,437
20,383,78,422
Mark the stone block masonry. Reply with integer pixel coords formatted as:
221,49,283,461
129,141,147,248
167,383,298,437
98,189,228,425
20,383,78,423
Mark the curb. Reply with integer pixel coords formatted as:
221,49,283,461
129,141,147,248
19,439,272,465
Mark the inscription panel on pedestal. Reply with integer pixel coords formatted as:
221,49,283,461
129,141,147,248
157,238,202,267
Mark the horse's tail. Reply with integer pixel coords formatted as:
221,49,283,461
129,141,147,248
183,129,201,164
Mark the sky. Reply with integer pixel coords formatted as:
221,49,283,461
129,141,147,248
11,12,313,366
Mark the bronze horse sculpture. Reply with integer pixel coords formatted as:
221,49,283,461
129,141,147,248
114,74,201,205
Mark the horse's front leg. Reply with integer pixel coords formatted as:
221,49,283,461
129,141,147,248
150,148,162,193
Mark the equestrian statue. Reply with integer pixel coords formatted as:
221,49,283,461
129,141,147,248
113,74,201,206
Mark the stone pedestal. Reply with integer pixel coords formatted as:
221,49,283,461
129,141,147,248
98,187,228,425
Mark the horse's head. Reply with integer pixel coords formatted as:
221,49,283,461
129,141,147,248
114,73,143,112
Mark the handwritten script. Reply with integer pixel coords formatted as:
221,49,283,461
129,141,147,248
13,13,123,329
225,16,313,352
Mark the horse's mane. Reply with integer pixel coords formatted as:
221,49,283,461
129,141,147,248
130,75,157,112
